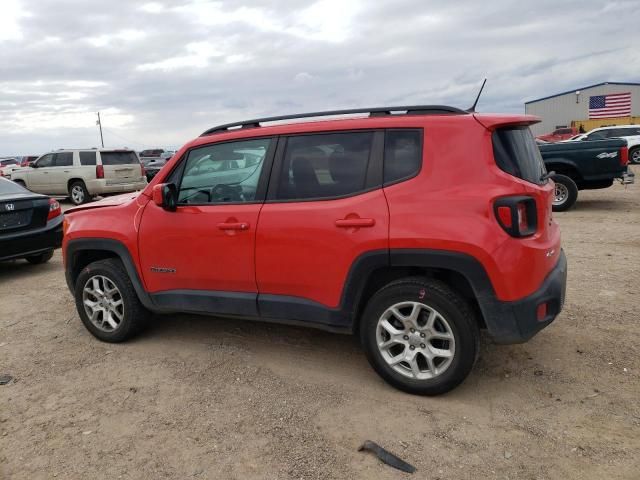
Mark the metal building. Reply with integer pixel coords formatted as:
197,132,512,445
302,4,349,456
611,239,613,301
524,81,640,136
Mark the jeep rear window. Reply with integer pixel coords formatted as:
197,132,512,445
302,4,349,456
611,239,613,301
100,152,139,165
492,127,546,185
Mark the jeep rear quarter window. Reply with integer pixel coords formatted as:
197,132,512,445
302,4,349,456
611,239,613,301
100,151,139,165
383,130,422,185
276,132,373,200
492,126,546,185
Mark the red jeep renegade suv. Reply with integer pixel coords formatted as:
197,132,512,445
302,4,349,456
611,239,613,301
63,105,567,395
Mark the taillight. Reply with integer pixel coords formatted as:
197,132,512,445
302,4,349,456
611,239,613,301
620,146,629,166
494,196,538,237
47,198,61,221
140,163,145,177
96,164,104,178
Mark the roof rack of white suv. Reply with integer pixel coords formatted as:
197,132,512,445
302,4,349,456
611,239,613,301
200,105,467,136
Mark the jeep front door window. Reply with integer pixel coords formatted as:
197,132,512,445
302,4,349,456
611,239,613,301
178,138,271,204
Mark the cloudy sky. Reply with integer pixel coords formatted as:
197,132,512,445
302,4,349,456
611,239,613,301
0,0,638,154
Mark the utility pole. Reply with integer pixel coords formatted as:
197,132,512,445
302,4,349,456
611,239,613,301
96,112,104,148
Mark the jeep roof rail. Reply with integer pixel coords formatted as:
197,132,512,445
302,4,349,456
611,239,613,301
200,105,467,136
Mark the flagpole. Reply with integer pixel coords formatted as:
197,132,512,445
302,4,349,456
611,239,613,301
97,112,104,148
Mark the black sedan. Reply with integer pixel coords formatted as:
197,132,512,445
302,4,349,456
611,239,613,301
0,177,63,264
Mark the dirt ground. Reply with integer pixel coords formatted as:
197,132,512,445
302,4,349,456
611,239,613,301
1,167,639,480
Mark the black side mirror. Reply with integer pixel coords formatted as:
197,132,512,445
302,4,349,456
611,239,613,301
153,183,178,212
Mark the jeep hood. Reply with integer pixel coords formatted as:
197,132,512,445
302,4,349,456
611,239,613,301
66,191,148,214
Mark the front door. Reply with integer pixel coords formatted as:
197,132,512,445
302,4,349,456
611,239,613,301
138,137,275,316
29,153,55,193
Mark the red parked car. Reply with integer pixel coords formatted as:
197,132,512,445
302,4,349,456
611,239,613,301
19,156,39,167
536,127,578,143
63,105,566,395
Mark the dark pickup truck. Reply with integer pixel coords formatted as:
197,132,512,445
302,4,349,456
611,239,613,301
538,139,635,211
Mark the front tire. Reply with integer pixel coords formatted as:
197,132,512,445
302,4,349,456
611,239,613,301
69,180,90,205
551,174,578,212
25,250,54,264
360,278,479,395
74,258,149,342
630,147,640,165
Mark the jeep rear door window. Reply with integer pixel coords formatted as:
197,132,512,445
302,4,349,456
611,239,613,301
80,151,97,165
384,130,422,184
178,138,271,204
54,152,73,167
276,132,374,200
492,127,546,185
100,152,139,165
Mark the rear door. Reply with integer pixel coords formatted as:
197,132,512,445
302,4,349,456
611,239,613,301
255,130,388,323
99,151,141,184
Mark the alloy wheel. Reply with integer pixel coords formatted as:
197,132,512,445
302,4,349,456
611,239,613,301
376,301,455,380
71,185,85,204
82,275,125,332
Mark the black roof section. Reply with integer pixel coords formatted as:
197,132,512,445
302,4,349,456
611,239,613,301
525,81,640,105
200,105,466,136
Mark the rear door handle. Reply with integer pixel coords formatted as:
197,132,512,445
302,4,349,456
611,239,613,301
217,222,250,231
335,218,376,228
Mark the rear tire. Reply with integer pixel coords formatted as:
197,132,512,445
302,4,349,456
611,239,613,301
630,147,640,165
551,174,578,212
25,250,54,264
360,277,479,395
13,180,26,189
74,258,150,343
69,180,90,205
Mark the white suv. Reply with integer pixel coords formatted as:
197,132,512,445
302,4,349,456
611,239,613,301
11,149,147,205
567,125,640,164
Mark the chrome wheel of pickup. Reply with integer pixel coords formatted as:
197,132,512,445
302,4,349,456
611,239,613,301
376,301,455,380
82,275,125,332
554,183,569,206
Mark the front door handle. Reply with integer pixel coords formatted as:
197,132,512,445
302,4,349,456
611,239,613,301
217,222,249,231
335,218,376,228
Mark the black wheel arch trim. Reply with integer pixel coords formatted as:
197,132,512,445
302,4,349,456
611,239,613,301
65,238,156,311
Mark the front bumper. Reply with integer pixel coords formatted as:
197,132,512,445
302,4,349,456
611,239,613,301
0,215,63,261
484,250,567,344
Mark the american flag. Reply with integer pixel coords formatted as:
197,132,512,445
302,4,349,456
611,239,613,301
588,92,632,119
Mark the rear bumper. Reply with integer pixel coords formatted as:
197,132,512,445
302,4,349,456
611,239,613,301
484,250,567,344
0,215,63,261
621,169,635,185
86,179,147,195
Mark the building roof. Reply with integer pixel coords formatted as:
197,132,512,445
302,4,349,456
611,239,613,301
525,81,640,105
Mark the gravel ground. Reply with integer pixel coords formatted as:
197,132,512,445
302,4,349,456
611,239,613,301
1,166,639,480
